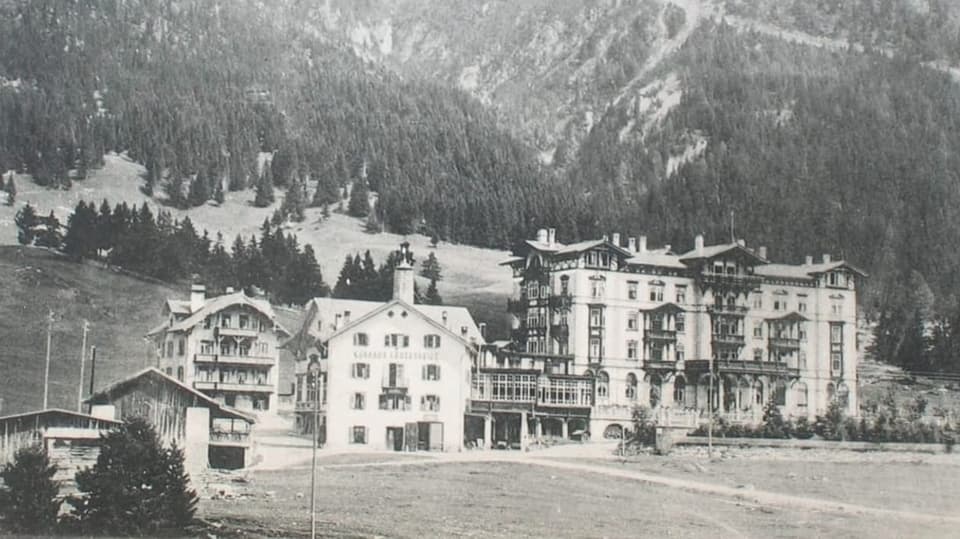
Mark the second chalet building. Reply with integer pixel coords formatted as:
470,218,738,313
147,286,289,415
288,243,485,452
494,228,865,441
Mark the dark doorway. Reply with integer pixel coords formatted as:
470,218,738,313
386,427,404,451
417,421,443,451
209,446,245,469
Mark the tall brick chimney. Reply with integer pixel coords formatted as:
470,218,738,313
393,242,415,304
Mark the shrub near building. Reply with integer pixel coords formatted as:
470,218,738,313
0,446,61,534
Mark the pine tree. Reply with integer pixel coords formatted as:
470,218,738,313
321,203,331,220
281,179,307,222
0,446,61,533
70,418,198,535
34,211,63,250
14,203,37,245
254,169,275,208
420,252,442,281
95,199,113,257
424,277,443,305
187,171,211,207
348,179,370,217
4,174,15,205
63,200,99,260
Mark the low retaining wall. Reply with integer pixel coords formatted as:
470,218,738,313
678,435,954,454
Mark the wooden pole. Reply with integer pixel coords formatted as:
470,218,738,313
42,311,54,410
88,346,97,412
78,320,89,412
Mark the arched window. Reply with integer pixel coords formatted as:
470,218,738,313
648,374,662,408
596,371,609,400
826,382,836,403
625,373,638,400
753,379,764,406
773,380,787,406
837,383,850,408
673,376,686,405
176,366,184,382
793,382,808,408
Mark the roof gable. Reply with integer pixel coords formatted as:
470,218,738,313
679,243,767,265
326,299,482,350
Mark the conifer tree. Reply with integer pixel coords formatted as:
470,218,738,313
34,211,63,250
14,203,37,245
4,174,15,205
63,200,99,260
424,277,443,305
281,179,307,222
420,252,442,281
187,171,211,207
348,178,370,218
254,169,275,208
70,418,198,535
0,446,61,533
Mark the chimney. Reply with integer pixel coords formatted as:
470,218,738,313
442,311,449,326
664,244,671,253
805,255,813,266
639,235,648,254
225,286,235,294
602,234,609,241
823,253,831,264
392,242,415,304
343,310,351,325
547,228,556,246
695,234,704,255
334,313,342,330
612,232,621,246
737,238,746,247
479,322,487,338
537,228,548,243
758,246,767,260
190,284,206,313
628,237,637,252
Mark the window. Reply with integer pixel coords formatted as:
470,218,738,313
203,316,212,329
541,285,549,298
385,334,410,348
830,323,843,374
627,281,638,300
589,337,602,359
379,394,411,410
627,340,638,360
527,281,539,299
351,426,367,444
165,367,173,376
713,261,724,274
676,343,684,363
589,308,603,327
831,299,843,316
591,278,605,298
773,381,787,406
795,382,808,407
596,371,609,400
673,377,686,404
627,312,639,331
625,373,638,400
424,334,441,348
649,376,662,408
423,364,441,381
773,299,786,311
798,300,807,313
649,284,664,302
753,348,764,362
799,351,807,369
176,366,184,381
676,285,687,305
798,327,807,341
353,333,369,346
753,322,763,339
177,339,185,356
675,313,685,333
239,314,250,329
351,393,365,410
220,314,231,328
421,395,441,412
351,363,370,379
560,276,569,295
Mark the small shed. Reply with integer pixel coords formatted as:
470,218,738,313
86,368,257,470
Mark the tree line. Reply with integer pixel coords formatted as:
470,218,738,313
14,199,328,306
332,248,443,306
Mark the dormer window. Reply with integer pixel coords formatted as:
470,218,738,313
712,261,724,274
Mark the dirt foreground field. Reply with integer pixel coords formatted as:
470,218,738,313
199,446,960,538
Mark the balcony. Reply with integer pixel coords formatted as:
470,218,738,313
711,334,745,347
550,323,570,339
644,328,677,342
470,373,592,409
295,400,326,413
643,359,678,372
548,292,573,311
381,374,409,390
707,304,749,316
209,430,252,447
193,381,274,393
699,273,762,289
216,326,260,338
194,353,274,366
684,359,799,378
768,337,801,350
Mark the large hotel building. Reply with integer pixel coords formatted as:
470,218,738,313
479,228,864,442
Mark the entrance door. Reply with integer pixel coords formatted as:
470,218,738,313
386,427,404,451
417,421,444,451
404,422,418,451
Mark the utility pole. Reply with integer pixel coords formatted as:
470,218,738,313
77,320,89,412
308,355,322,539
87,346,97,412
42,310,54,410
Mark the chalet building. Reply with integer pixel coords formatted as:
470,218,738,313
497,228,865,440
287,243,484,452
0,409,120,489
86,368,257,469
147,285,290,414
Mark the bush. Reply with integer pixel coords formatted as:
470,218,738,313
792,416,814,439
0,445,61,533
630,406,657,446
67,417,198,536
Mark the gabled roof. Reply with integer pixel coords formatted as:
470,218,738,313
679,243,768,264
765,312,810,323
626,249,686,269
554,239,633,257
643,302,686,314
148,291,289,337
325,299,484,351
166,300,192,315
0,408,122,426
755,261,868,280
86,368,256,423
